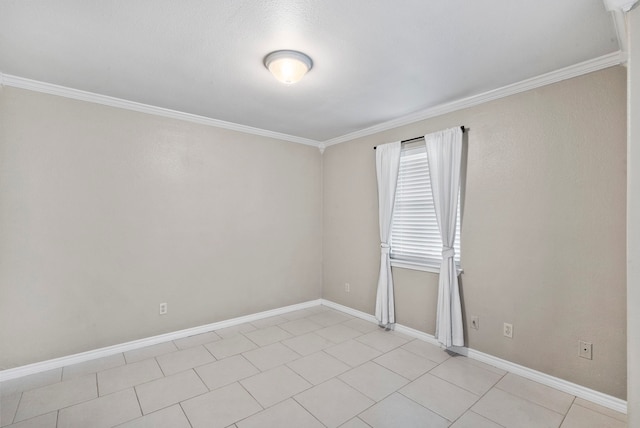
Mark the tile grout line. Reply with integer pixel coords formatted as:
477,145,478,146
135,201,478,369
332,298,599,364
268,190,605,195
302,402,330,428
369,359,414,383
9,311,375,426
467,410,508,428
14,383,99,426
333,377,380,424
235,379,266,412
399,339,455,365
201,342,218,361
474,386,570,427
290,378,363,428
127,369,227,421
177,402,194,428
445,370,509,427
9,391,24,426
492,379,576,416
572,399,628,422
92,372,98,408
132,384,144,420
191,366,211,393
427,359,504,397
6,307,625,427
558,396,578,427
394,351,505,425
154,356,166,378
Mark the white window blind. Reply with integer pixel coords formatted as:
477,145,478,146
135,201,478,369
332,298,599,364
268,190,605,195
390,143,461,270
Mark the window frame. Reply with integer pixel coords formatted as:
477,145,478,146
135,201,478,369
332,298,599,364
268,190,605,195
389,141,462,273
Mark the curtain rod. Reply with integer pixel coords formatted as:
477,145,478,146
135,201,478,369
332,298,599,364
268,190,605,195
373,126,465,150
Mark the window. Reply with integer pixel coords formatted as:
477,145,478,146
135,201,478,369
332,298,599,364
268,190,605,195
390,142,461,271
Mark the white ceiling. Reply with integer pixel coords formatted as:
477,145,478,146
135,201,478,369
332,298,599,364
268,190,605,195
0,1,620,144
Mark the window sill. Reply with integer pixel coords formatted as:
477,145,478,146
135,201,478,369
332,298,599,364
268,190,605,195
390,259,463,275
390,260,440,273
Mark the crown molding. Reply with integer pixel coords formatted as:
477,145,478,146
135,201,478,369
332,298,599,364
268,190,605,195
0,73,321,148
2,51,625,150
322,51,625,147
603,0,639,12
603,0,638,57
610,9,629,55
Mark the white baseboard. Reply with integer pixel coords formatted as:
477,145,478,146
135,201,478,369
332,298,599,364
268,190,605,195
463,347,628,414
320,299,378,323
0,299,322,382
321,299,627,414
1,298,627,415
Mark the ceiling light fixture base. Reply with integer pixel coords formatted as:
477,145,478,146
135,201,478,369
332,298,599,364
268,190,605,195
264,50,313,85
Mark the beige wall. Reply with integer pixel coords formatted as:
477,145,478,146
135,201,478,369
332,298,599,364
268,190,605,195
0,65,629,402
628,6,640,424
323,67,627,399
0,87,322,369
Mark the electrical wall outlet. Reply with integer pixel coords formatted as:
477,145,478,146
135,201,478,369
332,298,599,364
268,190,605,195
345,283,350,293
503,322,513,338
579,341,593,360
471,316,479,330
159,302,168,315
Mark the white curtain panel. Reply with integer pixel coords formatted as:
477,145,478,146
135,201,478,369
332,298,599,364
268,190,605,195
425,127,464,347
375,142,401,327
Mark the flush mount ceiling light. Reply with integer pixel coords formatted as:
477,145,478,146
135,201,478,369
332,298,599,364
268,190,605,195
264,50,313,85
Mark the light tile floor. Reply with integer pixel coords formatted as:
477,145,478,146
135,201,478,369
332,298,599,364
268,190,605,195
0,305,628,428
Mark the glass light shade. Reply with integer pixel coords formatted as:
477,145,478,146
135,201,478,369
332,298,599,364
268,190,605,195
264,50,313,85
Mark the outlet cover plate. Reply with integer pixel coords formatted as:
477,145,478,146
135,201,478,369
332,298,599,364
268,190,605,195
471,316,479,330
579,341,593,359
503,322,513,338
